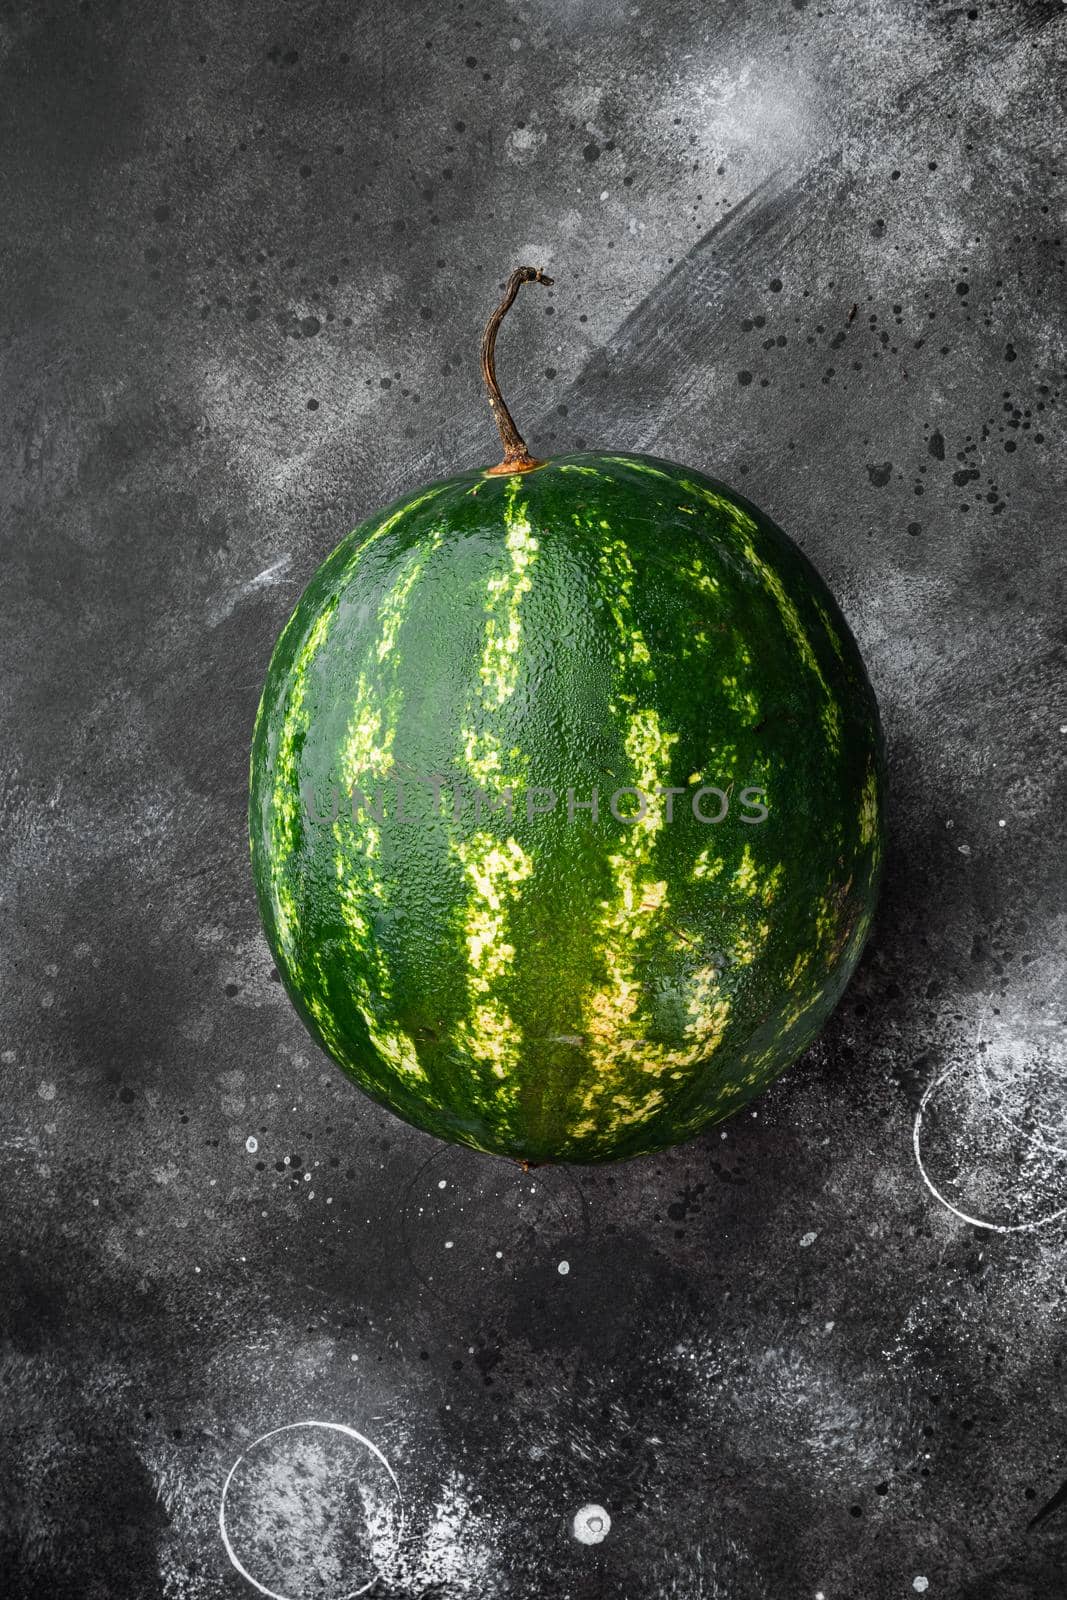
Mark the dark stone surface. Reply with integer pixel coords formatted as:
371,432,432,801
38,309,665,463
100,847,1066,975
1,1,1065,1596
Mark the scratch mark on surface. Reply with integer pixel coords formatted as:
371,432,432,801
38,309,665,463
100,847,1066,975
210,555,293,626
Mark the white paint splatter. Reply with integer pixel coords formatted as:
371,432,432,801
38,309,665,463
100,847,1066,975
573,1503,611,1545
406,1471,500,1591
506,126,547,163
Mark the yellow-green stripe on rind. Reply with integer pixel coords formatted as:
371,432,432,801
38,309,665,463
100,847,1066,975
454,832,533,1114
450,480,539,1131
253,483,453,1079
607,454,842,748
478,478,539,707
266,603,336,964
567,526,731,1144
328,537,444,1086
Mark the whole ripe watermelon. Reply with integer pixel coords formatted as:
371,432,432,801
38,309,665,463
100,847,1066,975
249,276,884,1164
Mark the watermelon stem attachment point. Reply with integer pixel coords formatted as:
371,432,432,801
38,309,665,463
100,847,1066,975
482,265,554,475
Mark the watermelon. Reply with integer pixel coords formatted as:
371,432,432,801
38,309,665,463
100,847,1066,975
249,270,884,1164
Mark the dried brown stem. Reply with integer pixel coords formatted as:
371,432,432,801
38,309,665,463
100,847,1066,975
481,266,554,474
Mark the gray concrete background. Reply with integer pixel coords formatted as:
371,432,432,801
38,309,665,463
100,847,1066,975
1,1,1066,1595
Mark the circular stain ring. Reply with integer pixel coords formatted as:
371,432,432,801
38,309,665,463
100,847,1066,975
913,1003,1067,1234
219,1420,404,1600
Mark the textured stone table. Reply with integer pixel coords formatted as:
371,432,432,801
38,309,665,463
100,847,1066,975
1,1,1064,1595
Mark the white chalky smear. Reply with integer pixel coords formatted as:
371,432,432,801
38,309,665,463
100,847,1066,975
572,1503,611,1545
